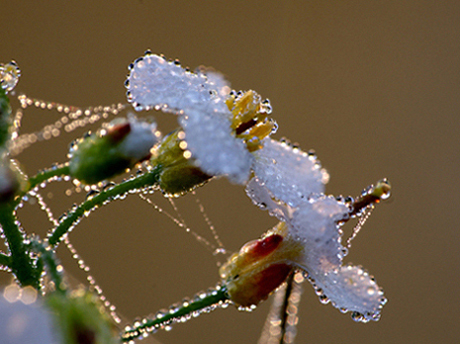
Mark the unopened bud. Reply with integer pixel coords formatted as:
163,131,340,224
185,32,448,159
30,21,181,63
69,116,159,184
150,129,212,197
0,159,26,203
220,223,302,307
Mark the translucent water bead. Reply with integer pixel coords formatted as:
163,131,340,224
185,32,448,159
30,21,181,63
0,61,20,93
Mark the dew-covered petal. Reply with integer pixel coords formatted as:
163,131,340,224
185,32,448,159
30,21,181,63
126,54,224,113
117,115,161,161
252,138,329,208
245,177,292,221
0,61,21,93
179,106,253,184
289,196,349,275
308,264,386,322
195,66,231,99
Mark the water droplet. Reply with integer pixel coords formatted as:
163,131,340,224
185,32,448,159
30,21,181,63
351,311,364,322
0,61,21,93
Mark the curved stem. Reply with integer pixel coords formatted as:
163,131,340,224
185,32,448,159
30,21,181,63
0,251,11,267
121,285,229,342
48,166,162,248
28,163,71,191
12,163,71,208
0,203,40,288
28,239,67,294
0,87,12,150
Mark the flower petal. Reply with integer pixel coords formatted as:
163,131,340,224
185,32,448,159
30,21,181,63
251,138,329,207
307,264,386,322
179,106,253,184
290,196,349,274
126,54,219,113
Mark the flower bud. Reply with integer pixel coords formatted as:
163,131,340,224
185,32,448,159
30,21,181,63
220,223,302,307
69,116,159,184
0,158,26,203
150,129,211,196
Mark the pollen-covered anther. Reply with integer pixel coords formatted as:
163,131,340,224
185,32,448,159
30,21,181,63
225,90,276,152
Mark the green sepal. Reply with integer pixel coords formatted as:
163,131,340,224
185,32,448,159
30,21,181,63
151,129,211,196
0,159,27,204
69,132,132,185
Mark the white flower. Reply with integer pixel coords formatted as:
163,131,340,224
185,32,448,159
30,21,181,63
246,142,387,322
126,52,275,184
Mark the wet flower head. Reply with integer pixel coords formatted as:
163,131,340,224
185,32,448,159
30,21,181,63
125,52,276,184
242,173,390,322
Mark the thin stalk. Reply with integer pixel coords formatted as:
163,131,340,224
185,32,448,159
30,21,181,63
28,163,71,192
11,163,71,208
121,285,229,342
28,239,67,294
350,178,391,218
0,251,11,267
0,203,40,288
48,166,162,248
0,87,12,149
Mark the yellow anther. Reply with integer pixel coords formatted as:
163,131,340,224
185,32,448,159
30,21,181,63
225,90,275,152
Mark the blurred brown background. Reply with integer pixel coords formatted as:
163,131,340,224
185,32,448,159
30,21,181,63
1,1,459,343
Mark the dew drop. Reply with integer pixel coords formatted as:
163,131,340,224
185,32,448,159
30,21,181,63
0,61,21,93
351,311,364,322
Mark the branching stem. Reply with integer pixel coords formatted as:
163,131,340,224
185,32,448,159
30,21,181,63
0,203,40,288
48,165,162,248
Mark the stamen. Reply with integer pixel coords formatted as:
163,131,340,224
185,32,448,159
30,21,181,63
226,90,276,152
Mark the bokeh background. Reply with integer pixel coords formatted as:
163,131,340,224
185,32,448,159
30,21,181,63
1,1,459,343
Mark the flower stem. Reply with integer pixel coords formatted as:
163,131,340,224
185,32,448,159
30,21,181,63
121,285,229,342
0,87,12,150
48,166,162,248
0,203,40,288
11,163,71,209
0,251,11,267
28,163,71,191
28,239,67,294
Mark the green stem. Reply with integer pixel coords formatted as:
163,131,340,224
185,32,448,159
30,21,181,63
28,163,71,191
0,251,11,267
0,87,12,150
28,239,67,294
0,203,40,288
48,166,162,248
12,163,71,208
121,285,229,342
